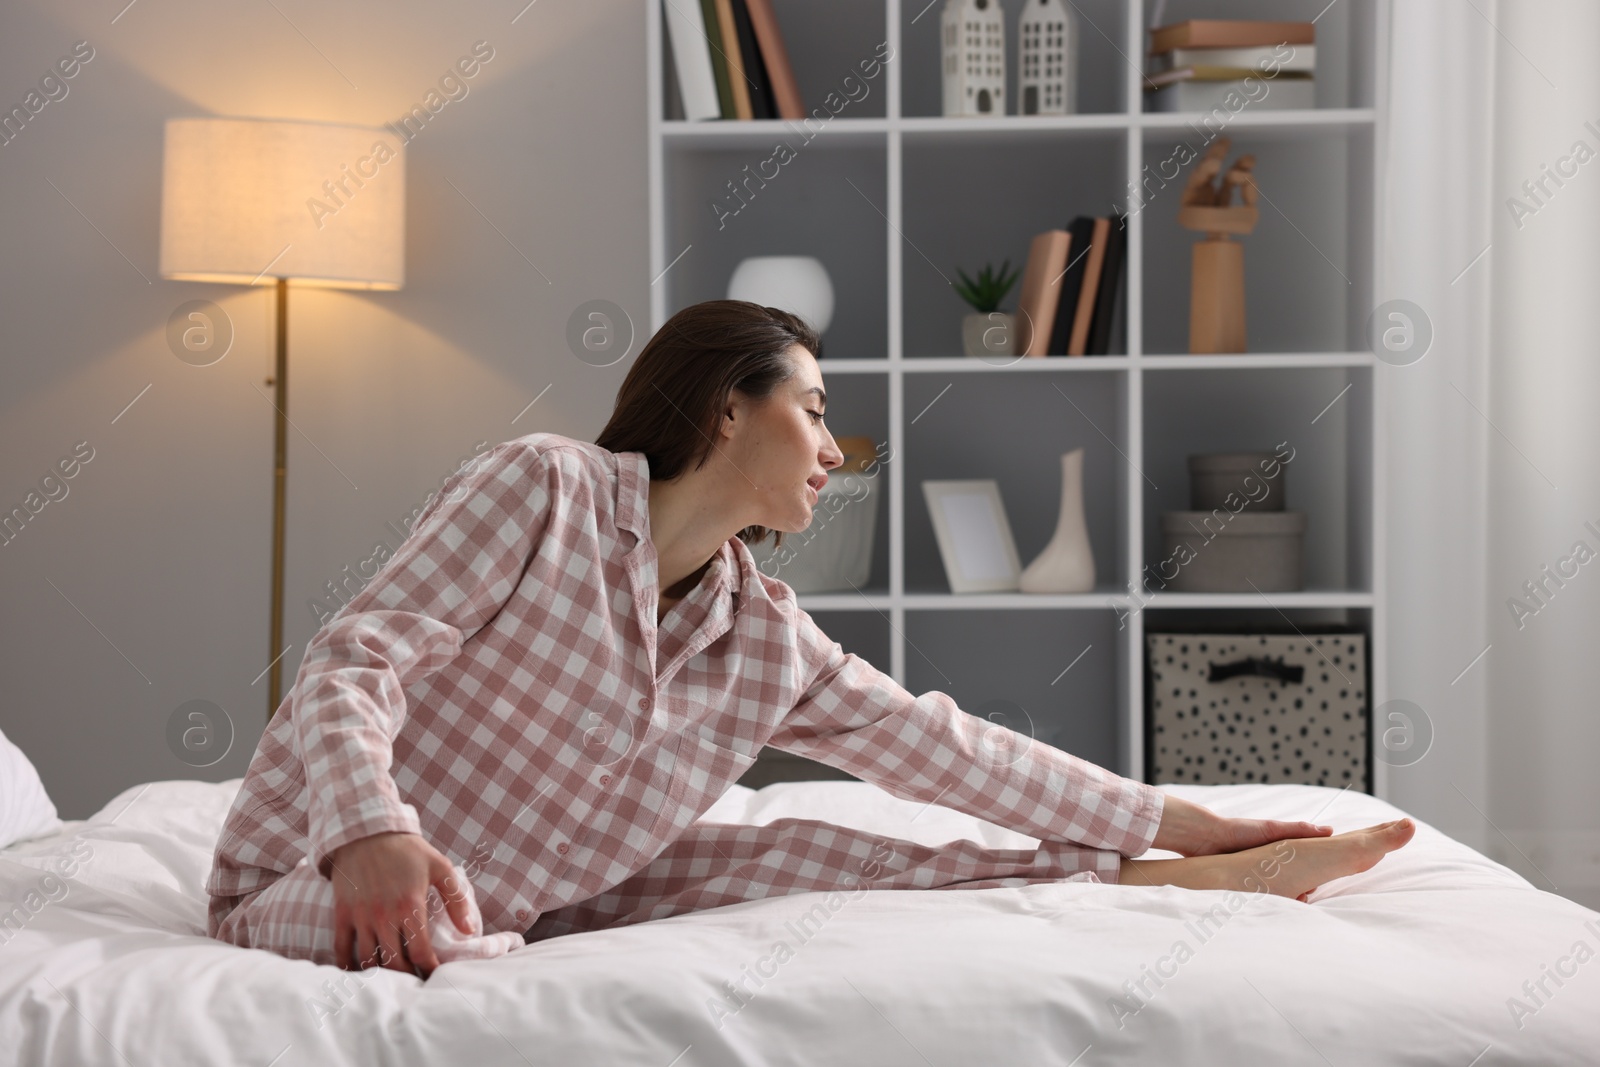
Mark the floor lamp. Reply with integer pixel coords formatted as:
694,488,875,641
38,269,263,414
158,117,406,722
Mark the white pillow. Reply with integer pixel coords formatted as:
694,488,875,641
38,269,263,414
0,725,63,848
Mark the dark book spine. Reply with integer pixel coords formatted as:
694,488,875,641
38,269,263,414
1048,216,1096,355
730,0,776,119
700,0,735,119
1087,215,1126,355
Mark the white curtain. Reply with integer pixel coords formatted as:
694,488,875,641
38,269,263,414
1485,0,1600,910
1383,0,1600,910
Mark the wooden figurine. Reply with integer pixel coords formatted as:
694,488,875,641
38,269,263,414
1178,138,1258,354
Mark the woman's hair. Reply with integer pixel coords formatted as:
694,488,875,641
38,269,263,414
595,299,820,545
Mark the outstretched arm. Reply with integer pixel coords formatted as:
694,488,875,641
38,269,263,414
767,609,1330,858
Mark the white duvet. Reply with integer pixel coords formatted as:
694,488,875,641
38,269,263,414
1,776,1596,1066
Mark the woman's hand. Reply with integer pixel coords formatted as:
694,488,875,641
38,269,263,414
325,831,475,977
1149,792,1333,857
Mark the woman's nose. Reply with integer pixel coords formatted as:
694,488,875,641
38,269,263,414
821,435,844,469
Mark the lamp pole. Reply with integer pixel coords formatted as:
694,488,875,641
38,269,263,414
268,277,289,721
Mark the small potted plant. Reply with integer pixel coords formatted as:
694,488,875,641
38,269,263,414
953,260,1021,357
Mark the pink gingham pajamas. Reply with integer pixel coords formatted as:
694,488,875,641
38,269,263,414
207,434,1165,965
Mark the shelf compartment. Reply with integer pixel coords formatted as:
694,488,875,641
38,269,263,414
661,0,889,122
904,356,1134,371
1138,109,1376,134
661,119,891,149
1141,352,1372,368
1141,365,1374,596
901,129,1127,361
904,371,1129,596
1138,0,1377,112
661,141,889,360
902,588,1126,609
898,0,1133,118
1139,590,1373,608
903,609,1125,771
897,114,1130,144
1138,124,1374,354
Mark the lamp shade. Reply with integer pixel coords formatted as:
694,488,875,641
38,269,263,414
159,117,405,289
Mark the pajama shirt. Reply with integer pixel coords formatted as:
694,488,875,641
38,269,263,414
206,433,1165,966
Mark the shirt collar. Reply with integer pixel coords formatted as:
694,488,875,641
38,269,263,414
614,449,650,541
613,448,744,609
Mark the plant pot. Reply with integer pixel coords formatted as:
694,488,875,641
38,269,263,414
962,311,1015,357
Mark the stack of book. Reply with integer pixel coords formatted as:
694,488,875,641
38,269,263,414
1013,215,1127,358
662,0,804,121
1144,20,1315,113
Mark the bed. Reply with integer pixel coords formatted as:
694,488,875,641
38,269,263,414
2,774,1596,1065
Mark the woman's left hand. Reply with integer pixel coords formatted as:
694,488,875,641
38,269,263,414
1149,792,1332,857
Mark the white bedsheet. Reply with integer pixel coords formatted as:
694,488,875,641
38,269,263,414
1,776,1596,1065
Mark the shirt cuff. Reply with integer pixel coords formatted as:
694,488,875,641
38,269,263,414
1118,779,1167,858
311,797,424,879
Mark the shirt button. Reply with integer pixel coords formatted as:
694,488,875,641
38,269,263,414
600,774,612,786
516,909,529,922
556,842,569,854
637,697,650,711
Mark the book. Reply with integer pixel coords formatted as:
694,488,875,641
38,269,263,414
1147,77,1314,112
745,0,805,120
1047,217,1097,355
1086,215,1125,356
731,0,777,119
1067,216,1112,356
662,0,720,121
1015,229,1073,357
699,0,735,119
1150,45,1316,74
713,0,753,119
1145,65,1313,88
1150,19,1314,53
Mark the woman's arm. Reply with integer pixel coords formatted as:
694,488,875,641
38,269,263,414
279,441,580,971
290,442,566,878
766,615,1164,858
767,611,1330,859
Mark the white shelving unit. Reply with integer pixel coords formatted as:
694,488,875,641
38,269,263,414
646,0,1388,795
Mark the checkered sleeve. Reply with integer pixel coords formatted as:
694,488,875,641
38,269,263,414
290,441,561,878
766,609,1165,857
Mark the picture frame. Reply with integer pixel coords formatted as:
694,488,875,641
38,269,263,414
921,479,1022,593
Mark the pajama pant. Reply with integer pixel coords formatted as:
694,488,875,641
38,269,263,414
524,816,1124,942
209,818,1125,964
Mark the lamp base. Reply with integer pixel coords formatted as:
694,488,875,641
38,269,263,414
268,278,289,720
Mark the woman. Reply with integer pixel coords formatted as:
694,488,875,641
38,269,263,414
206,300,1413,978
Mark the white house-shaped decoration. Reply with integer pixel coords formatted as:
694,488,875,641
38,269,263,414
941,0,1005,117
1019,0,1076,115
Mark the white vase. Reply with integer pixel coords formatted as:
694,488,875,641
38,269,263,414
1019,448,1095,593
727,255,835,335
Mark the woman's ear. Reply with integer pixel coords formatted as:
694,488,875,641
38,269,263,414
718,391,746,443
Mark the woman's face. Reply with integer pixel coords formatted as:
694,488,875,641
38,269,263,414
722,346,844,534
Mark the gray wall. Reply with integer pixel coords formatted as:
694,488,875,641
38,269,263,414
0,0,645,817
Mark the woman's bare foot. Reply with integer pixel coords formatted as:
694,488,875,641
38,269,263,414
1119,818,1416,902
